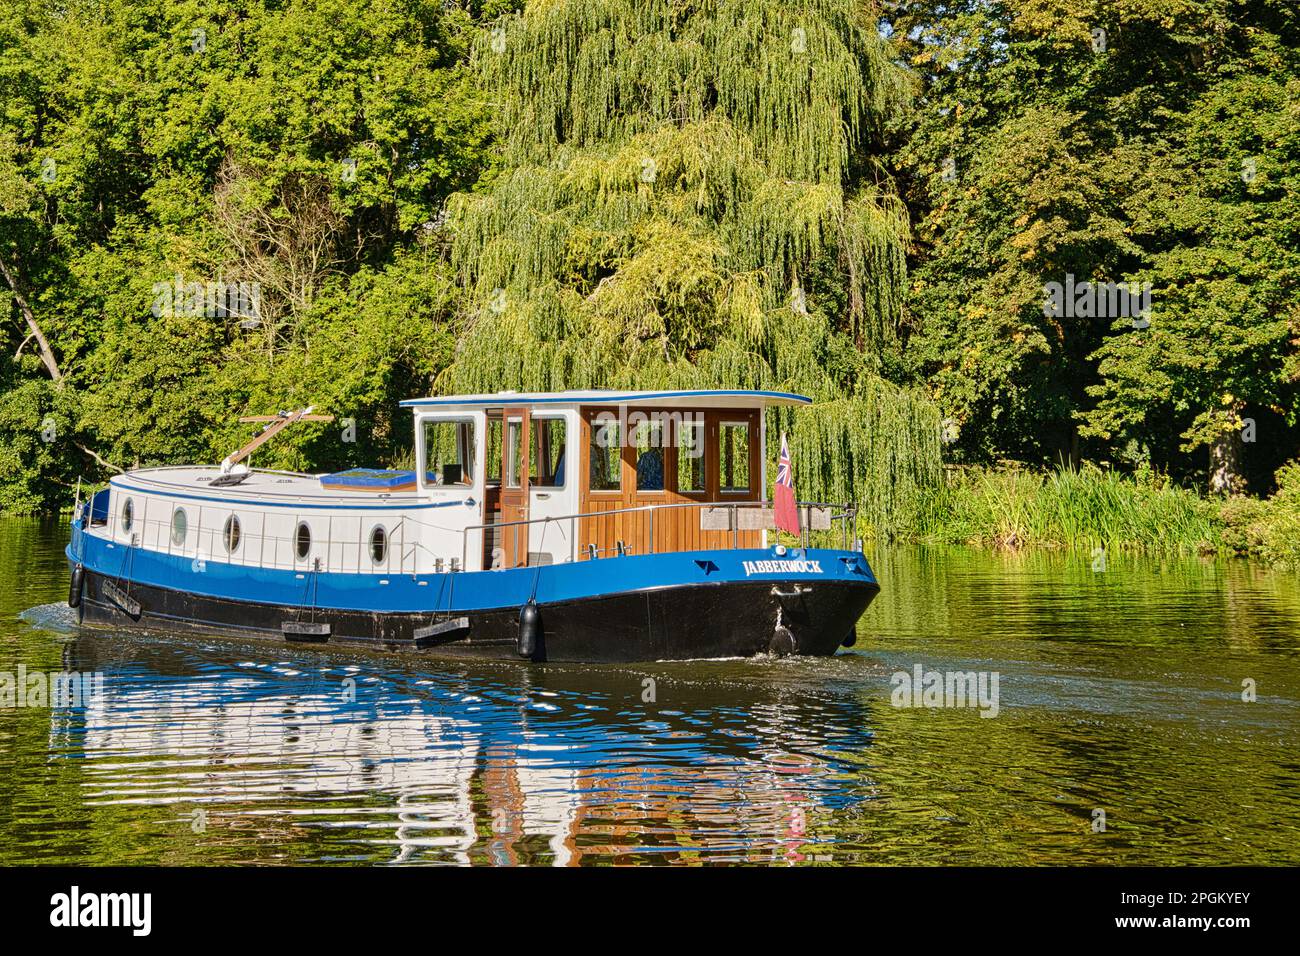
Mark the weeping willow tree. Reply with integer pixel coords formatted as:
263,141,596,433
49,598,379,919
780,380,942,538
439,0,940,533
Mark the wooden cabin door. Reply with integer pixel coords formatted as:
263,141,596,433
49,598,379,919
500,407,531,567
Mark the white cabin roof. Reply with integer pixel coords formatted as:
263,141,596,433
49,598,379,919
110,466,427,507
399,389,811,410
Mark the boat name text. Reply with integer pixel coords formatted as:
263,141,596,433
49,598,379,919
742,559,823,576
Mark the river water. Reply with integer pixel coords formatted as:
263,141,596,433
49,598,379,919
1,517,1297,865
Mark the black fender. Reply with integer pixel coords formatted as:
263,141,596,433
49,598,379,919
68,564,85,609
518,599,541,659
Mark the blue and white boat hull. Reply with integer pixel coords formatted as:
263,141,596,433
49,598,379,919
67,517,879,661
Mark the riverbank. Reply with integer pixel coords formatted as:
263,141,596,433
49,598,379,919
900,462,1300,568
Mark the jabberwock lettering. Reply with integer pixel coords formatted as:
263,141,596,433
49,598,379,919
741,560,823,576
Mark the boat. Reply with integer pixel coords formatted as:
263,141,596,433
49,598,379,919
65,390,880,662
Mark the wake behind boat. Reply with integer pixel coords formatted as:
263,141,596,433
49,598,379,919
66,390,879,662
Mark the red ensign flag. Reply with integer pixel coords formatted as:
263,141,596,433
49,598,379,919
774,432,800,535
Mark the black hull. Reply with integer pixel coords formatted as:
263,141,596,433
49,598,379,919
76,567,878,663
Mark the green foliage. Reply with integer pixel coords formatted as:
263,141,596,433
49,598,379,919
444,0,914,377
1221,462,1300,567
892,0,1300,480
0,375,77,512
917,463,1222,555
1,0,1297,562
780,378,942,539
438,0,938,522
1081,27,1300,458
0,0,492,507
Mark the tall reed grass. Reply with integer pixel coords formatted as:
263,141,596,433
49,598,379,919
910,464,1222,555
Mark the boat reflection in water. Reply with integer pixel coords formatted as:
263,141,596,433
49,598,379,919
52,631,880,865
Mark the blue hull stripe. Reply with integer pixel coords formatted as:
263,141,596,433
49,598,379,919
68,520,876,615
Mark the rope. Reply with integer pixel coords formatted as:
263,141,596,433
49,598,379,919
527,518,552,603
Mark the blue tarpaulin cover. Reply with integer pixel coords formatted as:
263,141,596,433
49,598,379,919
319,468,419,490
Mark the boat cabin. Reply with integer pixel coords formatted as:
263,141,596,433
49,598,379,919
403,390,811,570
89,390,816,576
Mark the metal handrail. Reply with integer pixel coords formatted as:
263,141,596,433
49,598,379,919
462,499,855,569
83,491,856,577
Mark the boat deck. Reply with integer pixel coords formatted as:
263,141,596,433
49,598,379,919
112,466,431,506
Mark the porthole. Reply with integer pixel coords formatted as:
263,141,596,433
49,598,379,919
171,508,188,546
223,515,241,553
120,497,134,534
295,521,312,560
369,525,387,565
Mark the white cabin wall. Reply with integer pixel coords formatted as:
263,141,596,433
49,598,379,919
413,409,489,572
100,480,486,576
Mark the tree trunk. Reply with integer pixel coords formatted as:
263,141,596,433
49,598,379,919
0,251,62,383
1208,405,1245,496
0,251,126,475
1053,424,1080,471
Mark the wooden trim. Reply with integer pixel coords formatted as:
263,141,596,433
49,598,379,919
672,416,707,498
715,410,759,497
500,406,531,568
581,407,622,497
575,405,763,559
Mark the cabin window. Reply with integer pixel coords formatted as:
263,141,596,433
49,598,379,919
120,497,134,534
171,508,187,546
423,419,476,486
504,416,524,488
531,417,567,487
588,416,621,492
633,417,665,492
719,422,752,493
676,419,705,494
369,525,387,565
485,416,502,482
295,521,311,560
223,515,241,553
